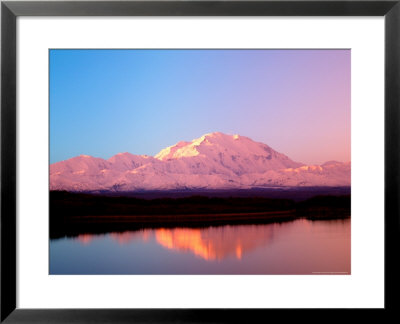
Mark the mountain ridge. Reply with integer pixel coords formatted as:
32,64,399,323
50,132,351,191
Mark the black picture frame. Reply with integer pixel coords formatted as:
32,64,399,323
1,0,399,322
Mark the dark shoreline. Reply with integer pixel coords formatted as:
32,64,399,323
50,211,350,240
50,191,350,239
70,186,351,201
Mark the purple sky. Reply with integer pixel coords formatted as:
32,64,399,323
50,49,350,165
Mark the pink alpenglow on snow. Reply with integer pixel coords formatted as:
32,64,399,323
50,132,351,192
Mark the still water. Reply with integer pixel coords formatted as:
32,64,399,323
50,218,350,274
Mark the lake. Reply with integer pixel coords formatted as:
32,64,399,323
49,218,350,274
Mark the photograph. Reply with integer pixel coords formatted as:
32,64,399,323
49,49,351,275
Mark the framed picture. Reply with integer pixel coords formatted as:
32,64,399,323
1,0,399,322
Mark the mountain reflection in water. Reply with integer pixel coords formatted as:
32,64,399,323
51,219,350,274
154,226,273,260
76,225,273,261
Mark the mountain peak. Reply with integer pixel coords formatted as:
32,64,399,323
156,132,275,163
202,132,240,140
203,131,226,137
155,132,255,161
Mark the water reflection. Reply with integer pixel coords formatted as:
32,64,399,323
110,231,151,244
76,234,93,245
51,219,350,274
75,224,274,261
154,226,273,260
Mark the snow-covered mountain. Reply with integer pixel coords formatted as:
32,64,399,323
50,132,351,191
